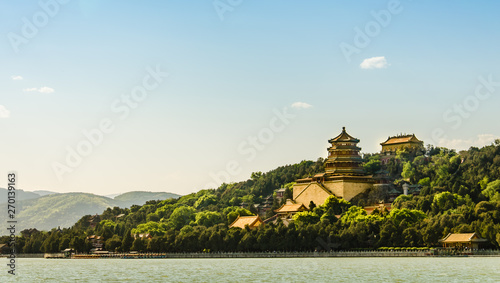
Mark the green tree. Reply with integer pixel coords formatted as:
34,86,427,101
482,180,500,200
147,213,160,222
105,235,122,252
389,208,426,227
69,236,86,253
58,235,70,251
169,206,196,230
194,211,223,227
431,192,465,213
147,236,163,252
292,211,320,225
364,159,381,175
401,161,416,182
131,237,145,252
418,177,430,187
132,221,169,236
340,206,367,225
121,229,133,252
402,227,422,247
194,193,218,209
41,232,60,253
322,195,352,215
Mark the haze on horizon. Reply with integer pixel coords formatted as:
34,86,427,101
1,1,499,196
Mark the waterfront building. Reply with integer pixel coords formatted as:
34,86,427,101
439,233,488,249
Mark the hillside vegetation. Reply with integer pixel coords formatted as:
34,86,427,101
114,191,181,207
0,191,180,232
5,141,500,253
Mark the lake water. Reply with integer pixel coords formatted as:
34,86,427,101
1,257,499,282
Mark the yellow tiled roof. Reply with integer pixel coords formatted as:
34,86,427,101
381,135,422,145
441,233,484,243
275,202,307,213
329,127,359,143
229,216,262,229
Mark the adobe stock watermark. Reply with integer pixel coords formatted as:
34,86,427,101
213,0,244,21
339,0,404,63
204,107,296,189
52,65,169,182
430,74,500,145
7,0,71,54
6,172,17,276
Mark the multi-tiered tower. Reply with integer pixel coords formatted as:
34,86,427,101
292,127,374,207
325,127,365,176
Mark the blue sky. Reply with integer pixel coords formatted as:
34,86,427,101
1,0,500,195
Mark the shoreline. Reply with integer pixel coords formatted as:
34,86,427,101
29,250,500,259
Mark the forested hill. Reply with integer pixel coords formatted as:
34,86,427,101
7,141,500,253
214,159,325,207
0,191,181,232
0,188,41,203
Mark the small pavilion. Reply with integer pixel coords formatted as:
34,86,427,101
439,233,488,249
274,199,308,220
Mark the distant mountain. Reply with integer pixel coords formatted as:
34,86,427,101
0,193,119,232
0,190,180,234
114,191,181,207
31,190,59,196
0,188,41,203
104,193,121,199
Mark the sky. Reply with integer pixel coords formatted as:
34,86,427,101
1,0,500,196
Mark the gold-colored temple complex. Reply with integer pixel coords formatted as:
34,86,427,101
380,134,424,155
380,134,424,164
292,127,373,208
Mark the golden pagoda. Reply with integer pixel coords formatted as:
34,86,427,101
325,127,365,176
292,127,373,207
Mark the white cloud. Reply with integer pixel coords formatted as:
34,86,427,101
11,75,23,80
0,105,10,118
360,56,389,69
38,86,55,93
23,87,55,93
437,134,500,150
291,102,313,109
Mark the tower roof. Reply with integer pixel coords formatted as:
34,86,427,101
329,127,359,143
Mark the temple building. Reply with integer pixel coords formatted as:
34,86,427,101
229,215,263,229
380,134,424,164
292,127,374,208
274,199,308,220
440,233,488,250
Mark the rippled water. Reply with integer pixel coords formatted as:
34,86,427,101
1,257,500,282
